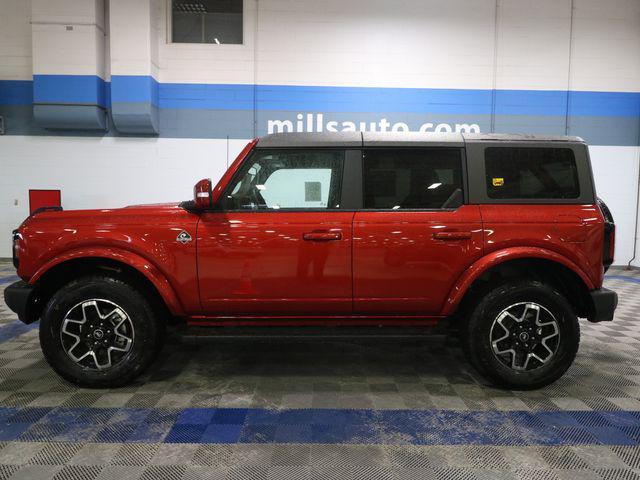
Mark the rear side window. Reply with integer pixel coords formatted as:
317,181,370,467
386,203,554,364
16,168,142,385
363,148,464,209
222,150,344,210
485,147,580,199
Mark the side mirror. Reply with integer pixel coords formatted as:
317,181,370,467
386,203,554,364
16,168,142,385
193,178,213,209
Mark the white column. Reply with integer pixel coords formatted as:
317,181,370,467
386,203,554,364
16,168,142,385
31,0,108,129
109,0,159,134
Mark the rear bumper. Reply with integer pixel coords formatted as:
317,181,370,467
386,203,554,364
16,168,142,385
3,280,37,324
588,287,618,323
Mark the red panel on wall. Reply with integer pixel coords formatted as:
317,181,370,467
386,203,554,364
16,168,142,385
29,189,61,215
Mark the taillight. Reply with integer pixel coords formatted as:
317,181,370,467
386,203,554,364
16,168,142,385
608,225,615,264
597,198,615,272
11,230,20,269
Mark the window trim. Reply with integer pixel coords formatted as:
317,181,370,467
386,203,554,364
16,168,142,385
166,0,246,46
215,147,352,213
359,146,468,212
465,142,595,205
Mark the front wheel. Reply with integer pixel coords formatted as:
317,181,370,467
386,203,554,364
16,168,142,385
40,275,164,388
463,281,579,390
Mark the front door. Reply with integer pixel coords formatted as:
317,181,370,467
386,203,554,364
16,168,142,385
353,147,483,315
197,148,354,315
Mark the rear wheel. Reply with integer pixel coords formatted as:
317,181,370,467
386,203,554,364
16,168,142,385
463,281,579,389
40,275,164,388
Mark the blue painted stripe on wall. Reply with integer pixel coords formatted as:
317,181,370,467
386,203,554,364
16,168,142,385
33,75,108,107
495,90,640,117
0,405,640,445
111,75,158,106
159,84,495,113
160,82,255,110
2,78,639,144
254,85,492,114
162,83,640,117
0,80,32,106
3,77,639,117
569,91,640,117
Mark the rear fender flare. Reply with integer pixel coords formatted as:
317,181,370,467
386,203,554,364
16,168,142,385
441,247,595,316
29,247,185,316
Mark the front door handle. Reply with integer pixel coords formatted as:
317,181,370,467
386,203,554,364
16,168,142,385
303,231,342,241
433,231,472,241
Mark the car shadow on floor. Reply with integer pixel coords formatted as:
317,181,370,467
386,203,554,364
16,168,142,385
140,329,481,387
127,325,634,401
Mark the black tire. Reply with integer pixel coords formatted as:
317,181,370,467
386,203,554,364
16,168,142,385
463,281,579,390
40,275,165,388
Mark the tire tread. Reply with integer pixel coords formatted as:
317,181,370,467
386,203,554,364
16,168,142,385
39,274,164,388
462,280,579,390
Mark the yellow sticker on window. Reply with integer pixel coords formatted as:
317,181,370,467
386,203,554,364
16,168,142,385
492,177,504,187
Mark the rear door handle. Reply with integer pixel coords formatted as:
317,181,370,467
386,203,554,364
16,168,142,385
433,231,472,240
303,231,342,241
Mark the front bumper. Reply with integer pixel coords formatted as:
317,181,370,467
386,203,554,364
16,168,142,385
3,280,37,324
588,287,618,323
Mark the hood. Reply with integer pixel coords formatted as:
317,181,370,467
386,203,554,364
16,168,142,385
13,201,200,282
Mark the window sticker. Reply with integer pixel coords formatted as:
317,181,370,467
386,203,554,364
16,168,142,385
305,182,322,202
492,177,504,187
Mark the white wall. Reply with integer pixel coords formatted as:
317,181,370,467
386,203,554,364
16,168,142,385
0,0,32,80
570,0,640,93
5,0,639,92
110,0,157,79
590,147,640,266
159,0,257,84
4,0,639,94
31,0,106,78
0,136,249,255
495,0,572,90
156,0,640,92
253,0,497,89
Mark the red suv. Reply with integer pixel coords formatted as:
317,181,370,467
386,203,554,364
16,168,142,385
4,132,617,389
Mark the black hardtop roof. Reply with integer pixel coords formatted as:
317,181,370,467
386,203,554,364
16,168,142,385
255,132,585,148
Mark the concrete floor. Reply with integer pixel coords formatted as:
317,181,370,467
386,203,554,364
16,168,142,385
1,259,640,479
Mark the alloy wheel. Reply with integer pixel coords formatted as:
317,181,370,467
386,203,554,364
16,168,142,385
60,299,134,370
489,302,560,372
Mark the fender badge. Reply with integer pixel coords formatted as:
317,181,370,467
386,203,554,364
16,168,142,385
176,230,192,244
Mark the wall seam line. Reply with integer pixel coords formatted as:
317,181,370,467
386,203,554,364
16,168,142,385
490,0,499,133
564,0,575,135
252,0,259,138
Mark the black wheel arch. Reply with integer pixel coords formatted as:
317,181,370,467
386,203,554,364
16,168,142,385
453,257,592,321
26,257,174,325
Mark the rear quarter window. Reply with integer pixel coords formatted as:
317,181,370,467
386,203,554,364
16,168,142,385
485,147,580,199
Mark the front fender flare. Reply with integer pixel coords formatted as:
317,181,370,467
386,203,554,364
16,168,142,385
441,247,595,316
29,247,185,316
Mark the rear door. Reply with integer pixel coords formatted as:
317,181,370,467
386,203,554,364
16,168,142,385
197,148,359,315
353,146,483,315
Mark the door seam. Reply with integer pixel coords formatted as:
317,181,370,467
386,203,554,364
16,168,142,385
350,211,356,313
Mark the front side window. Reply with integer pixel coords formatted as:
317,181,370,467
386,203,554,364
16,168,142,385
485,147,580,199
363,148,464,209
222,150,344,210
172,0,243,44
